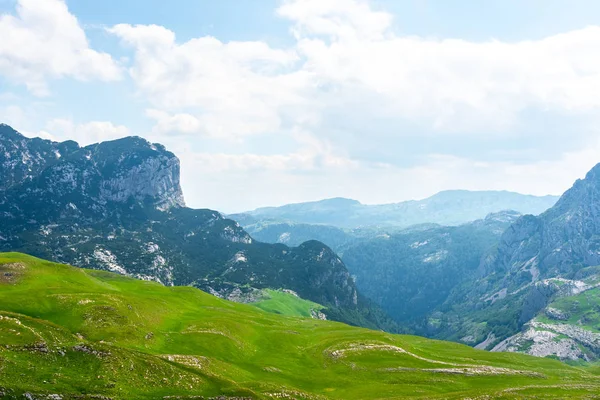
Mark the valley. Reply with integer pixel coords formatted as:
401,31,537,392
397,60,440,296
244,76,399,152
237,163,600,362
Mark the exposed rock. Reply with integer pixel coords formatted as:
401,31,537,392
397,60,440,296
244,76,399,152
310,309,327,320
492,324,589,361
545,307,569,321
24,342,49,354
531,321,600,350
474,333,496,350
72,344,111,358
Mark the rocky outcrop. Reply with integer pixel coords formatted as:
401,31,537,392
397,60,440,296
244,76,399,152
492,324,589,361
492,319,600,361
545,307,569,321
0,124,67,190
481,163,600,292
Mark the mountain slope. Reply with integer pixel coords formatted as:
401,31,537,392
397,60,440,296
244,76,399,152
342,211,521,329
237,218,380,254
0,124,393,331
1,253,599,399
431,163,600,358
233,191,558,229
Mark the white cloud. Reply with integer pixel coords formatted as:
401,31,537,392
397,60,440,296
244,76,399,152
0,105,27,128
5,0,600,210
109,0,600,143
0,0,121,96
109,23,307,140
40,119,131,145
171,129,355,173
99,0,600,210
285,5,600,132
277,0,393,40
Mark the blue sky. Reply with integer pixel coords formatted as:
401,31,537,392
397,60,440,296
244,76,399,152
2,0,600,212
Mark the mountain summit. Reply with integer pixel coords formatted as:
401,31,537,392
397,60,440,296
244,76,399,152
481,162,600,290
0,124,185,211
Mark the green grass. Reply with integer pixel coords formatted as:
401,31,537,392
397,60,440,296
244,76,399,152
0,253,600,399
539,287,600,332
252,289,325,317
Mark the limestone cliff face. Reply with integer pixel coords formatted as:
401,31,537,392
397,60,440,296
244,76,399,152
449,162,600,352
0,126,185,213
480,163,600,294
90,138,185,210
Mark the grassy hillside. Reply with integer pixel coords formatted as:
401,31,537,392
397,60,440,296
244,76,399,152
1,253,599,399
252,289,325,318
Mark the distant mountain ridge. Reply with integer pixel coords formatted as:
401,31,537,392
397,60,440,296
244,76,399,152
0,124,396,331
233,190,559,229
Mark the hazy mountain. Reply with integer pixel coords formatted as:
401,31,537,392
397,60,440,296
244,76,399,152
0,124,396,331
232,191,558,229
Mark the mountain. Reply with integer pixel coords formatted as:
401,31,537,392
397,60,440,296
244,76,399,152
448,163,600,359
232,191,558,229
237,218,382,254
342,211,522,328
1,253,598,399
0,124,394,331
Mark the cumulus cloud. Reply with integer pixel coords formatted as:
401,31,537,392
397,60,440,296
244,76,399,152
109,23,307,139
277,0,393,40
109,0,600,142
283,1,600,133
40,119,131,145
0,0,121,95
98,0,600,210
6,0,600,209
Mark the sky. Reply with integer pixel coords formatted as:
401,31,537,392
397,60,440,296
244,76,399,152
2,0,600,212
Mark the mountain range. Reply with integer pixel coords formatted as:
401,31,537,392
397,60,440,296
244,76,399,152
232,190,558,229
0,123,396,332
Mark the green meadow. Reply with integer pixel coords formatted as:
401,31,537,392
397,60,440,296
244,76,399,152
0,253,599,399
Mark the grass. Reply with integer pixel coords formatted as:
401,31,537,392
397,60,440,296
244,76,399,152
539,287,600,332
0,252,600,399
251,289,325,318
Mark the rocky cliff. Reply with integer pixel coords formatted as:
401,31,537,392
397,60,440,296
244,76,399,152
431,163,600,358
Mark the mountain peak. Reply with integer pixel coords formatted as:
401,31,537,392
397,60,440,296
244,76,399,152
0,123,24,139
318,197,361,206
584,162,600,180
545,162,600,219
0,124,185,210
